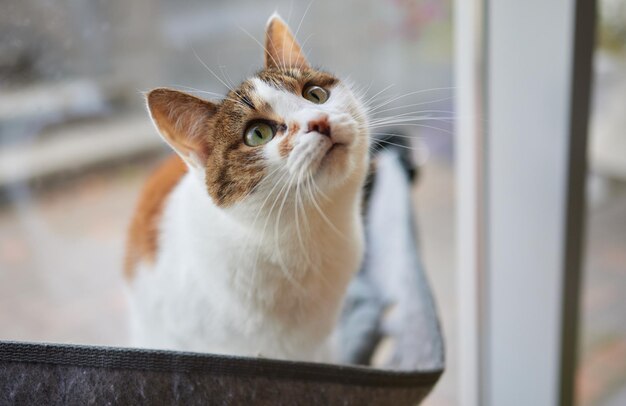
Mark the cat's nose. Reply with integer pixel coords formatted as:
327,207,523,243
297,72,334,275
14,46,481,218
306,115,331,137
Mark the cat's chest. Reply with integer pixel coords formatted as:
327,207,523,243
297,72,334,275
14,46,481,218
155,205,358,320
130,175,363,358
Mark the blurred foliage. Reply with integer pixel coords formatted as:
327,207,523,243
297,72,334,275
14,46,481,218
599,0,626,55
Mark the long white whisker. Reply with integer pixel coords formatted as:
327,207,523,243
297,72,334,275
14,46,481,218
166,85,247,106
296,173,339,295
294,170,313,268
368,116,455,128
370,138,429,152
246,168,299,298
305,174,348,240
240,168,291,299
192,48,235,93
219,64,238,91
372,96,454,115
368,118,453,127
239,26,281,70
273,171,306,293
370,110,456,118
367,86,456,114
361,84,396,110
369,122,453,134
291,0,315,62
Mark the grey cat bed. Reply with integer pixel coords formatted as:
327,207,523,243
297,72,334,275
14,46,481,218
0,145,444,405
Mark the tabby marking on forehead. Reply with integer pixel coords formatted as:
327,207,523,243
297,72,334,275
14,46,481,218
256,68,339,94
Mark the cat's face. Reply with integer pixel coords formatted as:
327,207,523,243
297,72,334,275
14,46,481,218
147,14,369,208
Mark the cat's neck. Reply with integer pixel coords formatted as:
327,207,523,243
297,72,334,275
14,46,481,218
173,169,364,278
181,169,363,241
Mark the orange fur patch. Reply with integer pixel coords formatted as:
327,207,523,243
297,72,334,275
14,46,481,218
124,155,187,279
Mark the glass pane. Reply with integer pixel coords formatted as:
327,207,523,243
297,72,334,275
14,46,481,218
577,1,626,404
1,0,454,394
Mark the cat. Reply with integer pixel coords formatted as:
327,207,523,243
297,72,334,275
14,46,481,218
124,13,370,362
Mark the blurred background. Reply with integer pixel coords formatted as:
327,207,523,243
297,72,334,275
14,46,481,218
0,0,624,405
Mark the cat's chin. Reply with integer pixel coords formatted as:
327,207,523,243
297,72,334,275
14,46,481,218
321,143,347,165
313,142,351,183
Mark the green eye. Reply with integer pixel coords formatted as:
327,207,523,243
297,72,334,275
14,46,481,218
303,85,329,104
244,122,275,146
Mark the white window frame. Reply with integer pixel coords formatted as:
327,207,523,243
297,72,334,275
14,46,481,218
455,0,596,405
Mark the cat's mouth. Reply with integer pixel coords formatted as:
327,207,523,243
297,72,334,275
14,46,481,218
290,134,352,177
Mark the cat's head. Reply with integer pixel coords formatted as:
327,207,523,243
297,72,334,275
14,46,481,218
146,14,369,209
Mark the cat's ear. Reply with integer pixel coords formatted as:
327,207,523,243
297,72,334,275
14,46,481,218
146,88,217,169
265,13,310,70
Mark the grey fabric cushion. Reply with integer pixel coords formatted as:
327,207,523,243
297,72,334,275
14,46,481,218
0,147,445,405
0,342,440,405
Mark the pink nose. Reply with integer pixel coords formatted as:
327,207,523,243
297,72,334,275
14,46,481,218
306,115,331,137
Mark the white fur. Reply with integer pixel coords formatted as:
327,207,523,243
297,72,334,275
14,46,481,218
128,78,369,362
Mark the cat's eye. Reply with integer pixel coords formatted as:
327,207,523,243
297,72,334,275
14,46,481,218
303,86,329,104
244,122,275,147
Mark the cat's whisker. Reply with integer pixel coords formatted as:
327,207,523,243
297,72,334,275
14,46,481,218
361,84,396,112
369,109,456,122
298,33,314,62
258,170,295,280
344,79,371,106
239,26,282,72
367,117,456,128
299,171,315,241
367,86,456,114
298,177,328,299
368,122,454,135
285,0,295,27
273,171,307,293
263,21,283,69
219,65,238,91
370,138,429,153
296,172,313,238
296,173,341,296
168,85,223,97
368,116,455,125
372,96,454,115
307,172,330,202
366,87,455,112
165,85,247,107
369,117,439,125
362,84,394,106
294,169,313,269
192,48,236,94
247,169,295,298
368,119,456,128
290,0,315,67
370,131,423,140
305,174,348,241
241,167,291,297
